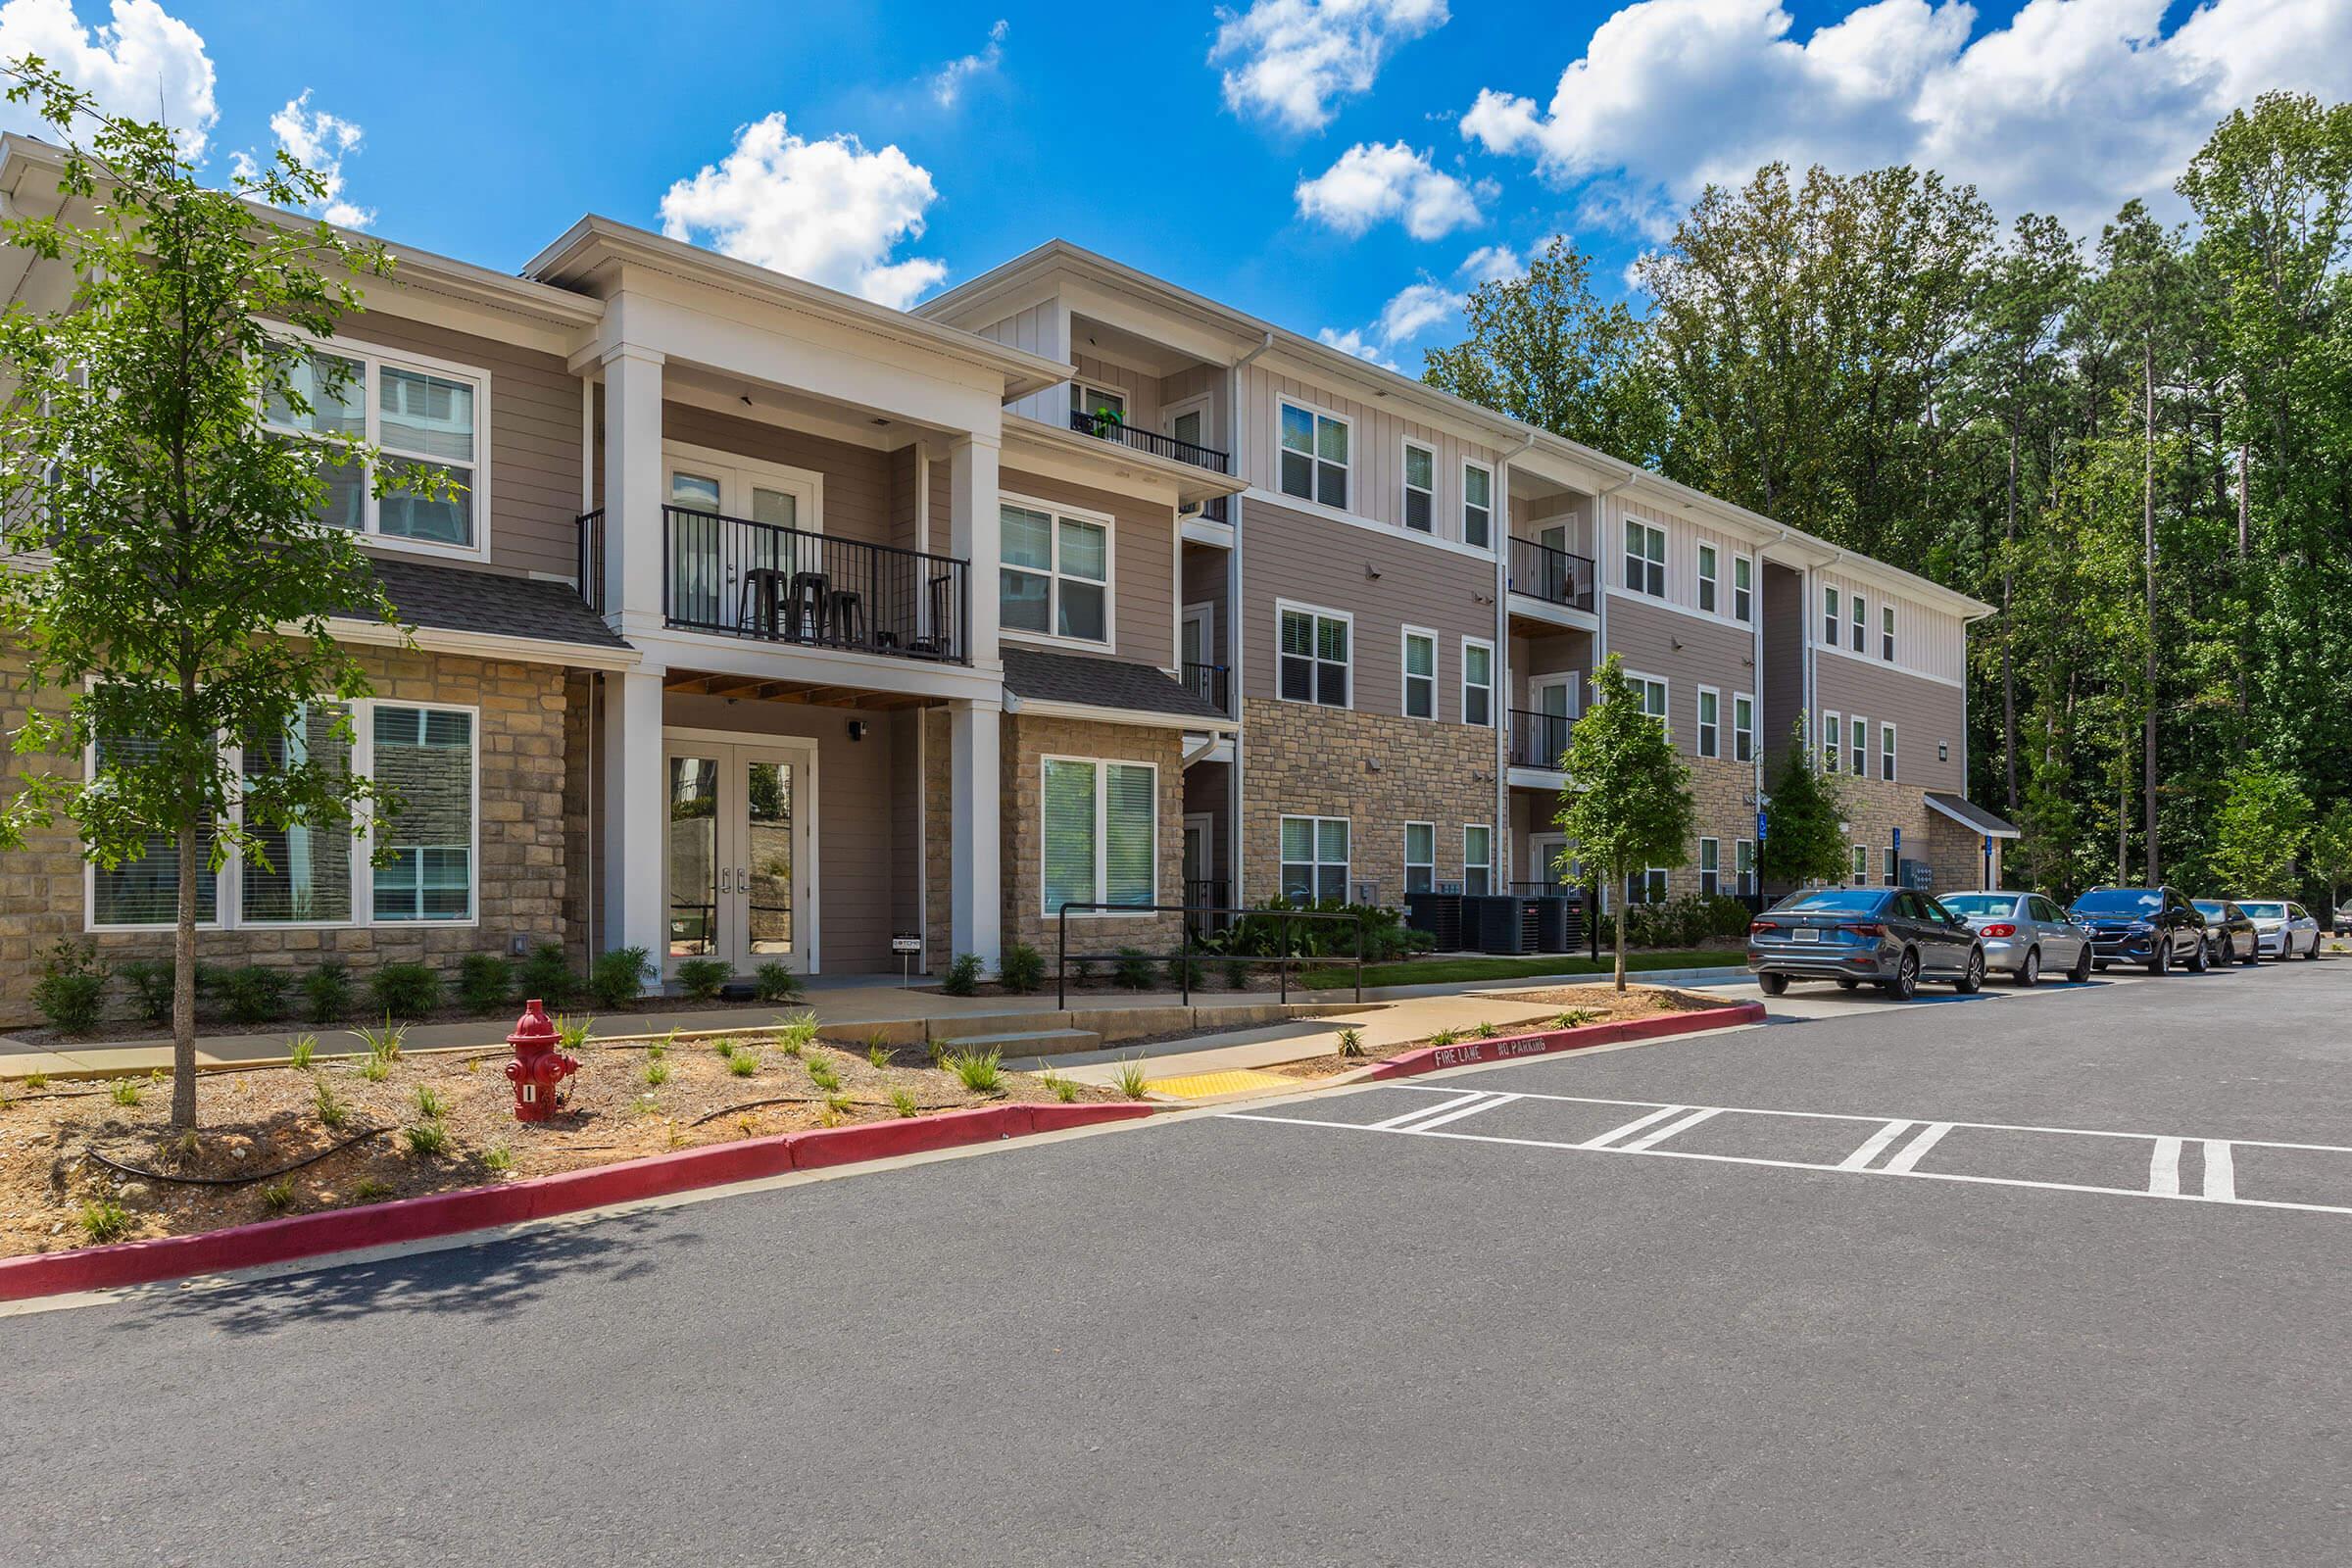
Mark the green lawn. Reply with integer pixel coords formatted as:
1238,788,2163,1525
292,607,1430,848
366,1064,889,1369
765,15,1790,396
1297,949,1740,990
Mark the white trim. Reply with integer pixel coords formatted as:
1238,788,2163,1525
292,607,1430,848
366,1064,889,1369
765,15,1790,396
1730,550,1754,626
1848,710,1869,778
1822,583,1842,647
1462,822,1494,896
1183,810,1216,888
1695,684,1722,760
1815,639,1967,690
1621,668,1669,728
662,437,825,531
1162,394,1212,451
1401,436,1437,535
1821,709,1843,774
1621,516,1667,599
1697,835,1721,896
1004,695,1233,733
322,615,641,671
1696,541,1720,616
1460,635,1495,729
1400,623,1440,721
1461,458,1494,552
1880,721,1897,783
1273,394,1354,514
1067,379,1131,423
1924,793,2021,838
1599,584,1751,631
1245,486,1499,563
1277,812,1351,905
1849,591,1869,656
658,733,822,974
998,489,1117,653
1732,690,1756,765
1039,753,1162,918
1274,598,1354,711
1403,819,1437,895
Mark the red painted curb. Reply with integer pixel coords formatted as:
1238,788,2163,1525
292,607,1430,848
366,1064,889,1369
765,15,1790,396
1361,1001,1766,1081
0,1101,1157,1304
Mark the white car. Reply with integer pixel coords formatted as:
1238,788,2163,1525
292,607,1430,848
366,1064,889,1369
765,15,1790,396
2236,900,2323,960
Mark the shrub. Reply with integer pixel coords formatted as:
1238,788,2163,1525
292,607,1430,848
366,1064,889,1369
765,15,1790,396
776,1013,820,1055
1164,952,1207,992
1470,1020,1498,1039
727,1052,759,1078
31,942,108,1034
554,1013,594,1053
482,1144,514,1174
301,961,354,1024
110,1077,141,1106
358,1054,391,1084
350,1178,393,1203
404,1120,453,1157
1336,1028,1364,1059
645,1061,669,1088
713,1038,736,1058
1111,1056,1151,1099
753,960,803,1004
1041,1068,1080,1104
864,1032,893,1068
118,958,173,1024
1552,1008,1597,1030
1426,1027,1459,1049
1224,958,1250,991
414,1085,449,1119
941,953,984,997
1622,893,1755,951
78,1200,131,1245
807,1056,841,1092
457,954,514,1014
516,943,578,1007
356,1018,405,1064
313,1079,348,1130
588,947,653,1009
1112,948,1155,990
675,957,731,1002
368,963,442,1019
217,965,289,1026
890,1088,919,1118
998,943,1046,995
288,1034,317,1070
261,1181,296,1215
947,1047,1003,1094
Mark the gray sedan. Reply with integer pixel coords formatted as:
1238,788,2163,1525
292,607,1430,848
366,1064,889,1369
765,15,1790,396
1938,890,2094,986
1748,886,1985,1000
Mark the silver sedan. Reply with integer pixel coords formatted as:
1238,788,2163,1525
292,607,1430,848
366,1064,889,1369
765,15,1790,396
2238,900,2324,960
1937,890,2094,986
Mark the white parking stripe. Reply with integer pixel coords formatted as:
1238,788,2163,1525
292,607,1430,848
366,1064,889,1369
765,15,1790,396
1881,1121,1952,1174
2203,1140,2236,1202
1618,1106,1722,1152
1581,1105,1685,1150
2149,1137,2183,1197
1399,1092,1522,1134
1369,1092,1488,1131
1839,1120,1915,1171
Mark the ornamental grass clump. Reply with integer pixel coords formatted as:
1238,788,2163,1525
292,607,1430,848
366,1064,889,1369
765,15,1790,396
806,1056,842,1093
1111,1057,1151,1100
947,1048,1003,1094
78,1199,131,1245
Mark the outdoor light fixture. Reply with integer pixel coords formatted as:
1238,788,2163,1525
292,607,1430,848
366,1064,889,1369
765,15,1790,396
848,719,867,742
1938,741,1950,761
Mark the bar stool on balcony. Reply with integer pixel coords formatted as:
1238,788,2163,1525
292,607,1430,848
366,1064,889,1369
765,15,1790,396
737,567,789,638
785,571,829,642
826,588,865,650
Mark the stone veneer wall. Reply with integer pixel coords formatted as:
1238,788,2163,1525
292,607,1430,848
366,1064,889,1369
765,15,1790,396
1241,697,1498,906
561,669,598,969
0,644,572,1028
1672,753,1763,900
1000,714,1185,963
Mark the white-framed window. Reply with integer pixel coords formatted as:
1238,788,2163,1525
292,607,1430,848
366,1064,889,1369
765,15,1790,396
1823,585,1841,645
1001,499,1111,646
1462,825,1492,897
88,699,478,931
1041,757,1157,914
1698,837,1721,897
1850,593,1867,654
1732,554,1753,623
1696,687,1720,759
1402,441,1435,533
1069,381,1127,423
1883,844,1898,886
1849,713,1867,777
1736,838,1756,897
1461,638,1494,727
1733,692,1756,763
1280,815,1350,906
265,337,487,552
1278,602,1351,708
1697,543,1719,614
1850,843,1869,887
1822,710,1842,773
1627,866,1668,906
1401,626,1438,719
1462,461,1493,550
1279,399,1349,510
1881,723,1896,782
1624,518,1666,597
1626,671,1668,728
1404,821,1436,894
1882,604,1896,662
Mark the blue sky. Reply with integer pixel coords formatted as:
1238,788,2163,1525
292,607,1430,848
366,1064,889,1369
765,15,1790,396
6,0,2345,372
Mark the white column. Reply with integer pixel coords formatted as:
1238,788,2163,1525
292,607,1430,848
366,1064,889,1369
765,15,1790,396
950,696,1003,970
602,665,667,986
602,345,665,634
949,433,1002,670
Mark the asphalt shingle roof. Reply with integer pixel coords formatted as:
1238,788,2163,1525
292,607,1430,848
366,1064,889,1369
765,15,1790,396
1002,646,1226,722
363,555,630,652
1925,792,2021,839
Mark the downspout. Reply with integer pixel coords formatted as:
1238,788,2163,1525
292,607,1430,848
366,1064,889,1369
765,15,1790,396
1226,330,1272,906
1496,431,1536,885
1584,464,1639,914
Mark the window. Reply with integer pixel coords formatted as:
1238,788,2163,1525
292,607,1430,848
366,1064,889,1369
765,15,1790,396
1699,837,1721,897
1883,845,1898,886
1880,723,1896,782
1851,593,1867,654
1822,711,1841,773
242,702,355,923
1732,555,1753,623
1462,462,1493,549
1849,713,1867,777
1697,544,1718,613
1823,585,1840,645
1463,825,1492,897
1882,604,1896,662
1279,605,1350,708
1041,758,1157,913
1627,673,1668,728
89,731,220,927
1461,639,1494,727
1279,401,1348,510
1281,815,1350,906
1624,519,1666,597
1404,822,1435,894
1697,688,1720,759
1401,627,1437,719
1000,501,1110,644
1627,866,1668,906
1068,381,1127,423
1733,693,1756,763
372,707,477,922
1850,844,1869,887
1401,442,1434,532
265,342,484,549
1736,838,1756,897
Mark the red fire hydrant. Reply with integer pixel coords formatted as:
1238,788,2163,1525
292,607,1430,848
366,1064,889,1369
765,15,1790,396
505,999,577,1123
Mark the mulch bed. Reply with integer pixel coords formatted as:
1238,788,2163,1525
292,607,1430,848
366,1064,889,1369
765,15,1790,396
1268,985,1740,1081
0,1028,1118,1258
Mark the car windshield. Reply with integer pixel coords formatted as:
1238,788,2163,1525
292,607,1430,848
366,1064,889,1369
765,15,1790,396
2191,901,2230,918
2238,902,2287,919
1938,895,2015,918
2072,890,2162,915
1774,890,1886,914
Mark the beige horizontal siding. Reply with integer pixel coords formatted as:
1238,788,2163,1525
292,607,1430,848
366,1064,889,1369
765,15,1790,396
1813,656,1966,793
999,466,1177,670
1602,597,1757,760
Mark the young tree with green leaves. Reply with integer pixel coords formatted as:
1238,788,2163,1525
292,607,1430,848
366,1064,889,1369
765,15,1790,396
1759,720,1849,892
0,62,427,1128
1556,656,1694,992
2210,758,2313,900
2311,802,2352,913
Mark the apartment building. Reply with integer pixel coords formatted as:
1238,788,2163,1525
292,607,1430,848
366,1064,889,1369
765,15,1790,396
0,137,2011,1022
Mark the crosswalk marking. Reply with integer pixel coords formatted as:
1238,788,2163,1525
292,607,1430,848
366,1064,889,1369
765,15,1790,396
1840,1120,1915,1171
1618,1106,1722,1152
1581,1105,1686,1150
2202,1140,2235,1202
1881,1121,1952,1174
2149,1137,2183,1197
1401,1092,1522,1133
1369,1092,1488,1131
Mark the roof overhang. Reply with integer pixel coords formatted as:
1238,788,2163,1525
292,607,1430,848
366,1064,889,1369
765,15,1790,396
1925,793,2021,839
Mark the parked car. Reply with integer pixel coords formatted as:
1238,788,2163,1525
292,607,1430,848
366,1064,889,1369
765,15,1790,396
1937,891,2094,985
2190,900,2262,966
2068,886,2209,974
2235,899,2324,960
2333,902,2352,937
1748,887,1985,1000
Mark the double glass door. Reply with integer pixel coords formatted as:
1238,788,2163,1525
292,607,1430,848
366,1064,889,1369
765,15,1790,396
663,740,811,976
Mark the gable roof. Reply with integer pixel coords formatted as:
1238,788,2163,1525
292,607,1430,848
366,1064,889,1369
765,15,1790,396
1001,646,1226,723
1925,793,2021,839
363,555,629,652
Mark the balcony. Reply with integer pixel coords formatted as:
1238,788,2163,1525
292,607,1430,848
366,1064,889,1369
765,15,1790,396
1509,708,1574,772
1507,537,1596,613
1183,661,1230,713
1068,409,1231,474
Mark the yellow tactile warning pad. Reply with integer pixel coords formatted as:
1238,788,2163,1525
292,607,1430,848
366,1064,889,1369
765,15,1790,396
1145,1067,1297,1100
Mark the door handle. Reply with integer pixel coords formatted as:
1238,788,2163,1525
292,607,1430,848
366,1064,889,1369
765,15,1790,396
718,867,733,895
737,867,749,894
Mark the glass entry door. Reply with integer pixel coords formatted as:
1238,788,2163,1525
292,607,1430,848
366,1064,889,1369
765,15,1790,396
662,740,814,977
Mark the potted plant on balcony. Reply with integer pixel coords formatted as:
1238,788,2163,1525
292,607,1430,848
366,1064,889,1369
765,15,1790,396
1088,404,1124,438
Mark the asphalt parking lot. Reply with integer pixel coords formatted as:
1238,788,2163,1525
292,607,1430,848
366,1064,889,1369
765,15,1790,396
3,958,2346,1566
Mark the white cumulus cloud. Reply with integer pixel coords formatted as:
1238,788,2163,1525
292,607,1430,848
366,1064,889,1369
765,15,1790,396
1456,243,1523,284
1297,140,1486,239
233,90,369,227
1213,0,1449,134
660,113,948,309
0,0,217,158
1460,0,2352,236
1316,325,1399,370
1375,279,1463,342
929,19,1006,108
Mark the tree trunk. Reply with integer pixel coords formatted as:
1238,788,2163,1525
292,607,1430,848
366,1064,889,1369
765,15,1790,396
2236,437,2250,720
1613,891,1627,994
2002,420,2019,811
172,819,198,1130
2141,338,2159,886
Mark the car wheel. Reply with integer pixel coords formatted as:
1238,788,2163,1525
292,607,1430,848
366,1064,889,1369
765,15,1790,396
2188,937,2209,973
2070,945,2094,983
1880,949,1920,1000
2148,941,2169,976
2240,940,2260,966
1835,978,1859,992
2217,937,2233,966
2015,947,2039,987
1758,972,1789,996
1953,948,1984,994
2306,934,2323,960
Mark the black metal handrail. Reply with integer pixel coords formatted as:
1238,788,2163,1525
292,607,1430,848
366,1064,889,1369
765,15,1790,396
1509,708,1573,770
1055,901,1365,1006
1068,410,1231,474
1183,661,1230,712
575,509,605,612
1184,879,1230,933
662,505,970,665
1184,495,1231,525
1507,536,1596,612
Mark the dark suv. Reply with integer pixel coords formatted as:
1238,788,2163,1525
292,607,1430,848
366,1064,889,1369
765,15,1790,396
2069,886,2208,974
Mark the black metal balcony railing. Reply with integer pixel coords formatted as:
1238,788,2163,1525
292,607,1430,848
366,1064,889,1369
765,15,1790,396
1507,536,1596,612
1183,661,1230,712
661,505,970,664
1183,495,1230,524
1069,410,1231,474
575,508,605,612
1509,708,1574,771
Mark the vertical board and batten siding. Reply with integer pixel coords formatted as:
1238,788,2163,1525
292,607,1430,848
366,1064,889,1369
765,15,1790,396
1812,656,1967,794
1602,598,1756,760
1814,566,1967,684
1510,629,1592,707
1156,363,1229,454
1182,545,1230,665
998,466,1177,671
1237,364,1512,548
659,401,903,551
1066,352,1160,431
976,303,1066,426
1241,495,1498,720
1612,495,1762,624
1510,493,1593,557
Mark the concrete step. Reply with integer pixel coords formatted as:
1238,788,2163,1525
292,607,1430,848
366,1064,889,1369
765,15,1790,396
936,1027,1103,1057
